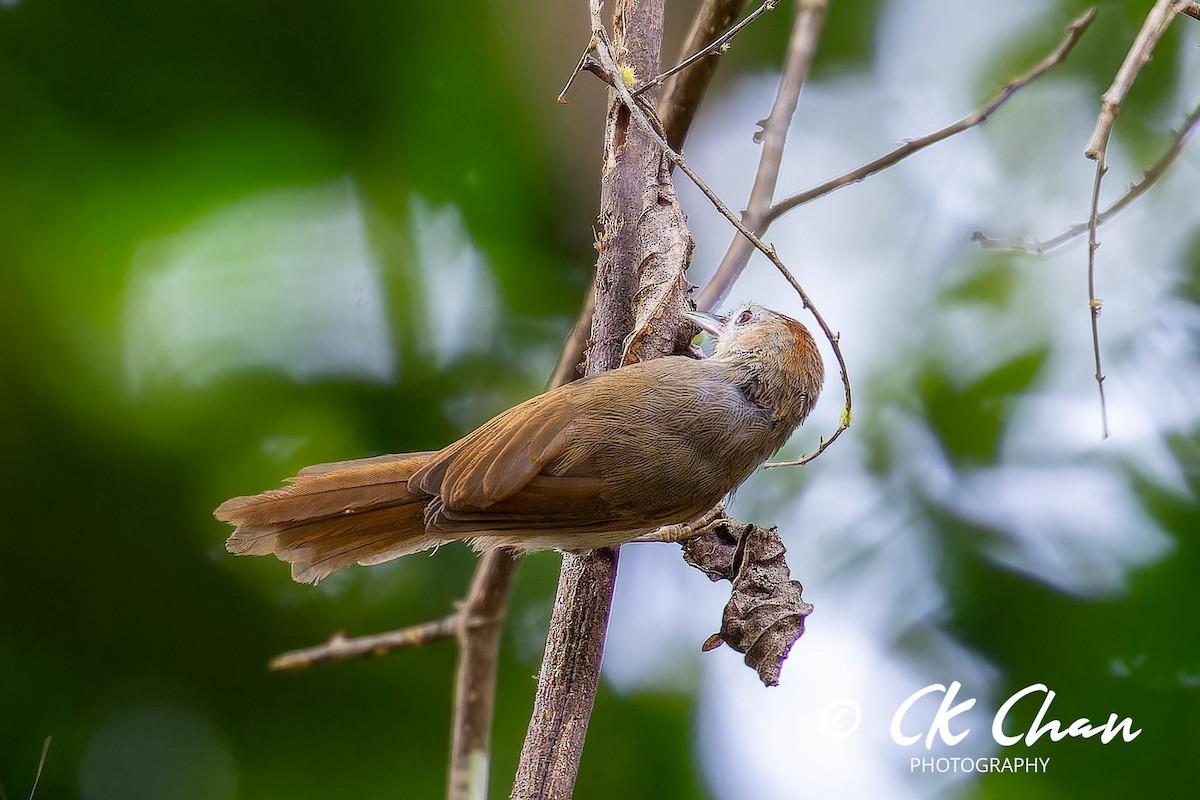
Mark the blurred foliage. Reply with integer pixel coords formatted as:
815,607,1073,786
1,1,1197,799
919,349,1048,467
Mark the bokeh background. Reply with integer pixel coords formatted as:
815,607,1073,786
2,0,1197,798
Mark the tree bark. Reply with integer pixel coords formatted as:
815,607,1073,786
511,0,694,796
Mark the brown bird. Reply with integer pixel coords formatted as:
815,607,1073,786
215,304,824,583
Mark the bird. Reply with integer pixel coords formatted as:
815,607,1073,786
215,303,824,584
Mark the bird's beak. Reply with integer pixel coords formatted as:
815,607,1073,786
686,310,727,338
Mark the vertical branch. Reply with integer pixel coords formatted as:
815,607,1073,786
511,547,621,799
658,0,752,152
1082,0,1187,438
514,0,692,795
544,0,751,386
696,0,828,312
1085,151,1110,439
448,549,521,800
546,291,595,387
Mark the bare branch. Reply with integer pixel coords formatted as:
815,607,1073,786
764,7,1096,225
1081,0,1189,439
270,618,458,671
973,101,1200,255
1087,152,1111,439
514,1,688,795
449,549,521,800
634,0,777,100
547,292,595,387
1083,0,1188,159
696,0,829,313
765,423,839,468
658,0,752,152
511,548,619,799
548,0,751,383
588,0,603,31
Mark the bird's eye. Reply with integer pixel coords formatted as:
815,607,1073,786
736,309,753,325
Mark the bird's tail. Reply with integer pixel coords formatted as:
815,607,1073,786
215,452,440,584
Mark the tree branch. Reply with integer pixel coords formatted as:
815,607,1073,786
269,618,458,671
635,0,773,101
658,0,753,152
1083,0,1187,159
449,549,522,800
546,291,595,387
764,7,1096,225
511,547,620,799
696,0,828,313
513,0,694,794
546,0,756,384
1082,0,1188,439
973,100,1200,255
1086,150,1111,439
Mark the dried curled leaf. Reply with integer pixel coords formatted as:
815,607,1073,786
682,519,813,686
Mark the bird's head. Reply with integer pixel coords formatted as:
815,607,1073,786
687,303,824,425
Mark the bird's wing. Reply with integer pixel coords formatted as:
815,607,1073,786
409,360,723,536
408,383,596,514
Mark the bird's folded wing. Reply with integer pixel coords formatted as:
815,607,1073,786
425,474,611,530
409,390,583,512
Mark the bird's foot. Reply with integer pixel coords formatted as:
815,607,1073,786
633,503,729,544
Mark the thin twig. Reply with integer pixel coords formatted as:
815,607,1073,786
547,291,595,387
696,0,828,313
588,27,851,468
449,549,520,800
764,7,1097,225
1082,0,1188,439
973,100,1200,255
1085,150,1111,438
29,737,51,800
633,0,778,98
658,0,752,152
557,1,607,102
270,617,458,671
